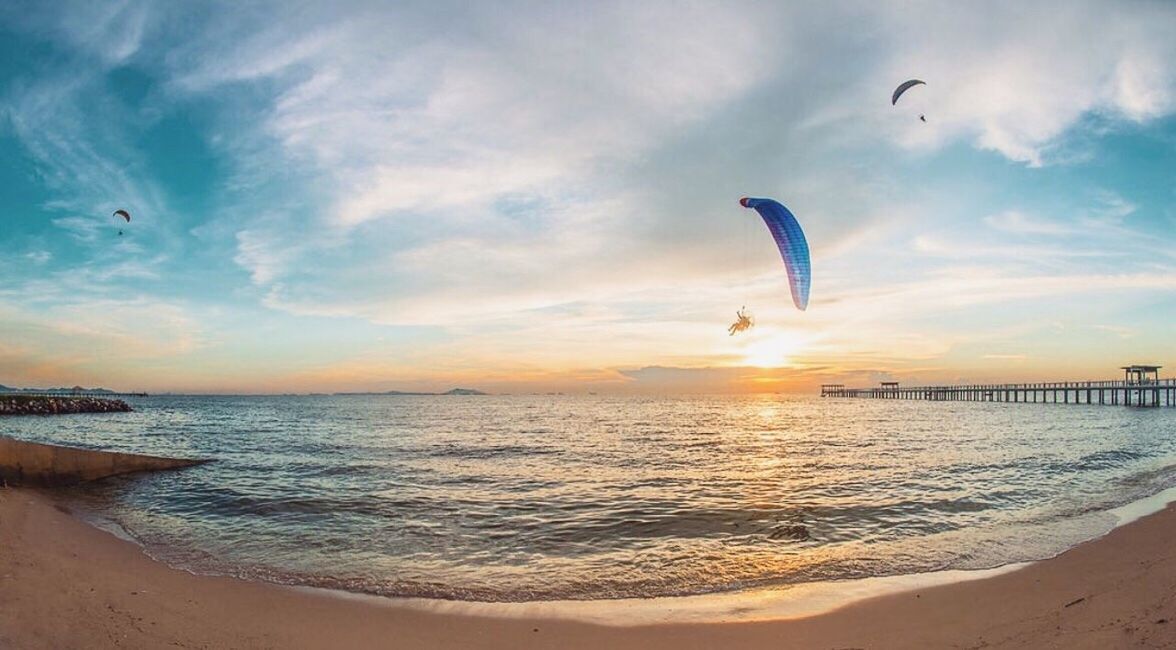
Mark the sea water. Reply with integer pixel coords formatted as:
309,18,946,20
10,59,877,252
5,394,1175,602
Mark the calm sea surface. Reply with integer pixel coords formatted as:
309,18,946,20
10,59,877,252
4,394,1176,601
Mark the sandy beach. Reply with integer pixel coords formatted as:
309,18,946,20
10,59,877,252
1,487,1174,649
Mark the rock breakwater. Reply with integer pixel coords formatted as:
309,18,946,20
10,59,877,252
0,395,133,416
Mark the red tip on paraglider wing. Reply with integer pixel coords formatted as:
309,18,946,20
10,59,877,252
739,197,751,207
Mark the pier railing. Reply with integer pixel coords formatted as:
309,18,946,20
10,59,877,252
821,378,1175,407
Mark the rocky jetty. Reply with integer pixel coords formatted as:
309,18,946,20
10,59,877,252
0,395,133,416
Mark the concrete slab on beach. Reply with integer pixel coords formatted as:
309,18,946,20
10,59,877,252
0,436,207,487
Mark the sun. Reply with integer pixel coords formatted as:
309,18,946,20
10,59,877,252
740,332,804,368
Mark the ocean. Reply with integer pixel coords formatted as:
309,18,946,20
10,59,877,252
5,394,1175,602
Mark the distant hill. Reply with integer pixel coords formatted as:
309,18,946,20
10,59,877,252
335,388,488,396
0,384,116,394
334,390,431,396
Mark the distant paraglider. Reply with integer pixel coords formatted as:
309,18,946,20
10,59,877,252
728,307,754,336
739,197,811,312
113,209,130,236
891,79,925,105
892,79,927,123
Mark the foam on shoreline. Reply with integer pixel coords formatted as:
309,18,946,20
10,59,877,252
85,481,1176,627
9,484,1176,649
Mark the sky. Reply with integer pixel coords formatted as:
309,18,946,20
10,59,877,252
1,0,1174,394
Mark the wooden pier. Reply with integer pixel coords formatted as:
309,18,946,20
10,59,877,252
821,365,1175,407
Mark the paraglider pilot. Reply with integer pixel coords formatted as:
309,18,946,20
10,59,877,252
728,307,753,336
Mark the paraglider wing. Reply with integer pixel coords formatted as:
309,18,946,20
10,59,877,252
891,79,925,105
739,197,811,311
113,209,131,223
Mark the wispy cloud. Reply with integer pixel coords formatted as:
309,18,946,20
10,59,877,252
1093,324,1135,339
875,1,1176,165
179,1,1176,333
983,210,1072,235
0,292,206,388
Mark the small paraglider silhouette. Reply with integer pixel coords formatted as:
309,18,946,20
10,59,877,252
113,209,130,236
892,79,927,122
728,307,754,336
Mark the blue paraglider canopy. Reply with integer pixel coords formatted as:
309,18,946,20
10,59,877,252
739,197,811,311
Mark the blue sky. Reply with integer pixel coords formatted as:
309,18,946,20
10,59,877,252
1,1,1173,393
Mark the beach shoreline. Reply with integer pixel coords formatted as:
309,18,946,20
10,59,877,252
3,487,1176,648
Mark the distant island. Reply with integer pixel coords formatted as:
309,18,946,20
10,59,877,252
0,384,117,395
333,388,488,396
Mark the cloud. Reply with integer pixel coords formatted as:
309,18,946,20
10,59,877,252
0,0,151,66
167,2,774,226
3,1,1176,391
1092,324,1134,339
618,365,817,393
234,227,296,285
0,292,206,388
164,1,1175,328
124,2,803,336
1,68,180,286
859,1,1176,166
50,216,106,243
172,1,1176,391
983,210,1072,235
1083,190,1137,224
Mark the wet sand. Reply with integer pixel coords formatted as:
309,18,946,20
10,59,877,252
2,487,1175,649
